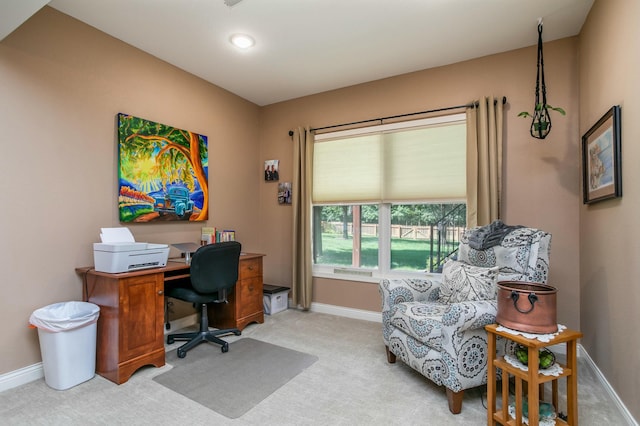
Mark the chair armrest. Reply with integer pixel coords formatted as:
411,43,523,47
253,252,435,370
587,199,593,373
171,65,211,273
379,277,442,346
438,299,503,393
440,299,498,332
379,277,442,314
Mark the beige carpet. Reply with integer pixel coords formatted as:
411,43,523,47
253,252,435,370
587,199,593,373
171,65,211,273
0,309,634,425
153,338,317,418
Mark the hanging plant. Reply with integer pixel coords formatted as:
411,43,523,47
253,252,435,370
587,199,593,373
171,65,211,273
518,20,565,140
518,104,566,136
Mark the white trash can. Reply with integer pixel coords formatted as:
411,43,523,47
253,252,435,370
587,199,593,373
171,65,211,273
29,301,100,390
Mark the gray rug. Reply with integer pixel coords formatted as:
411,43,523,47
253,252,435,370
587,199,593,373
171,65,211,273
153,338,318,419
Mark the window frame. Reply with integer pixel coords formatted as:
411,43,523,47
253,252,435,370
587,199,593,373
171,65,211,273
312,202,465,282
311,113,466,282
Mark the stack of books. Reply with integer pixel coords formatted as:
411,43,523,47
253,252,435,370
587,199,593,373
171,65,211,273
201,227,236,244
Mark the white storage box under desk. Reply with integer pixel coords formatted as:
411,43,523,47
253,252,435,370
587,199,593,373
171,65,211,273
263,285,289,315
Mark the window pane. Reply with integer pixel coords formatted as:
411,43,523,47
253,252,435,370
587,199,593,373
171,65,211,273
313,205,379,268
390,203,466,271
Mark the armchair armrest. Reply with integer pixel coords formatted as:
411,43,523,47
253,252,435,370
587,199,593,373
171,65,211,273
379,277,442,314
379,277,442,346
441,299,498,332
438,299,500,392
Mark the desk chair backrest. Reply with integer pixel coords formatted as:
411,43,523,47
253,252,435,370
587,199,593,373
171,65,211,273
189,241,242,298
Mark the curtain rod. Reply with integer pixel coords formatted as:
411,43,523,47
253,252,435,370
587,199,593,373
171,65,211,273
288,96,507,137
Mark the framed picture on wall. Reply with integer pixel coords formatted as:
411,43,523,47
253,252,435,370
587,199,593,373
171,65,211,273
264,159,279,181
117,113,209,222
278,182,292,204
581,105,621,204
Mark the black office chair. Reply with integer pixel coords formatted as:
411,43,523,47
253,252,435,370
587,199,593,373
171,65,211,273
166,241,242,358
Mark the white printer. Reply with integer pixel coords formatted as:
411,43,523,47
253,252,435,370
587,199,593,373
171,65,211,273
93,227,170,273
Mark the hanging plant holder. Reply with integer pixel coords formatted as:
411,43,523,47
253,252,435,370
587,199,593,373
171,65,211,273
531,22,551,139
518,20,565,140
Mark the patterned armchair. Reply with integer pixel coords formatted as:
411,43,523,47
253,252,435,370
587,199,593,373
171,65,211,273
380,225,551,414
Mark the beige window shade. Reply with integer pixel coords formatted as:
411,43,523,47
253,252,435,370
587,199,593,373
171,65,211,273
313,134,382,203
383,122,466,201
313,115,466,204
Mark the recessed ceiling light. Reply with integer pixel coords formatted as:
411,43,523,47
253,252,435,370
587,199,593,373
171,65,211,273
230,34,255,49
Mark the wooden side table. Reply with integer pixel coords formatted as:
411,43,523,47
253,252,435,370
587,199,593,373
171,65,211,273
486,324,583,426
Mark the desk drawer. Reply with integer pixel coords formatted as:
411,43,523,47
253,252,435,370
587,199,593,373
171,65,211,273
238,277,263,318
208,254,265,331
239,258,262,279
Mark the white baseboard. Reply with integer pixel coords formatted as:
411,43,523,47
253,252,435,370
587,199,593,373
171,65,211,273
0,315,198,394
0,363,44,393
310,302,382,322
578,344,638,426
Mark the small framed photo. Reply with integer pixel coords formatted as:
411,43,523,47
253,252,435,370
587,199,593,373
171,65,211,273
278,182,292,204
264,159,279,181
582,106,622,204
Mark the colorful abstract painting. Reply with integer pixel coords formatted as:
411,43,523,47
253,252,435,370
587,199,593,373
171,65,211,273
117,113,208,222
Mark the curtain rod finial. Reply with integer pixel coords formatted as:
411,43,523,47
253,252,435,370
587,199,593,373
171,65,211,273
288,130,294,137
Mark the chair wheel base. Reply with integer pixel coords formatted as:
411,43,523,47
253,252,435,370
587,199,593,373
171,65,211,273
177,349,186,358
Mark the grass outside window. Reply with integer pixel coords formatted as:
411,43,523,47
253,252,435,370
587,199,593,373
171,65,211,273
315,234,457,271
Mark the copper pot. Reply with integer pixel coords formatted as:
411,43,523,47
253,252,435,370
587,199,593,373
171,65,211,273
496,281,557,334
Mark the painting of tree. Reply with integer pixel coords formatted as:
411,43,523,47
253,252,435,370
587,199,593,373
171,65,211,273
117,113,208,222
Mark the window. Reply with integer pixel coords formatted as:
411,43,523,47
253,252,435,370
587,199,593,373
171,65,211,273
312,114,467,279
313,204,379,270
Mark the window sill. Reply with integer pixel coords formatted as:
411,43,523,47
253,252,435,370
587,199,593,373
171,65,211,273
312,268,441,284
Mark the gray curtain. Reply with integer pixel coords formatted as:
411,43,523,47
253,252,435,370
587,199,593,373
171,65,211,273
292,127,314,309
466,96,503,227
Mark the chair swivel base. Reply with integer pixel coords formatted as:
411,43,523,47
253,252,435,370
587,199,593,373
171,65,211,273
167,328,241,357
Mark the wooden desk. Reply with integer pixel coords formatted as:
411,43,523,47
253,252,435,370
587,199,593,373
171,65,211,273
76,253,264,384
485,324,582,426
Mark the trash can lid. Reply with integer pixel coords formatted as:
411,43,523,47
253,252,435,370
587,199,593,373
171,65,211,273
30,301,100,332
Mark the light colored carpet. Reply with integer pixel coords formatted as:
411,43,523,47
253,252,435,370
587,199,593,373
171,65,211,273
0,309,634,425
153,338,317,418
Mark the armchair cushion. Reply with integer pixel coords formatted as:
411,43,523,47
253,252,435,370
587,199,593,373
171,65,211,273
439,260,499,304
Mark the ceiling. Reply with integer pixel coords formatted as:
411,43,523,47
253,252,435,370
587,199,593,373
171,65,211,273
4,0,594,106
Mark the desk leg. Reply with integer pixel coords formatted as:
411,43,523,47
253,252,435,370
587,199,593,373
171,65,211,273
487,331,497,425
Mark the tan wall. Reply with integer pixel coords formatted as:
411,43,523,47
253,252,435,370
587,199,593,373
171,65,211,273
260,38,581,323
0,7,261,374
579,0,640,419
1,5,587,386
